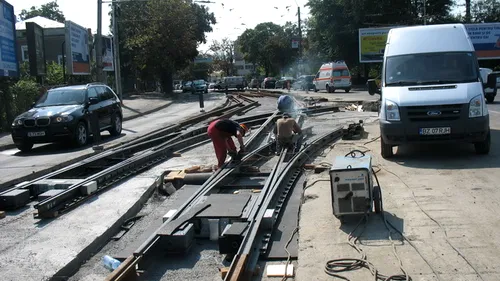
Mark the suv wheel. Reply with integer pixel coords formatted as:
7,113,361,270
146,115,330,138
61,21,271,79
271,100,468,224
345,88,351,93
109,114,122,136
74,121,88,147
475,130,491,155
16,142,33,152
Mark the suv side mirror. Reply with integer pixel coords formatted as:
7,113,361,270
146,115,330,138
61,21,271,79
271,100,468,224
88,97,99,106
367,79,381,96
486,73,497,89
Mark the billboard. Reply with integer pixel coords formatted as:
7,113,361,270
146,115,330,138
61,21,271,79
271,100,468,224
0,0,18,77
466,23,500,60
359,23,500,63
359,27,393,63
65,21,90,75
102,36,114,72
26,22,46,76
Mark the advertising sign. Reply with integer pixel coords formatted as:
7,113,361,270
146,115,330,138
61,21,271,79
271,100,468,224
0,0,18,77
102,36,114,72
465,23,500,60
291,39,299,49
194,57,213,64
359,23,500,63
26,22,46,76
358,27,393,63
65,21,90,75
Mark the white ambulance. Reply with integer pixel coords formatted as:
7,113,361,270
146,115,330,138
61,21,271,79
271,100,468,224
313,61,352,93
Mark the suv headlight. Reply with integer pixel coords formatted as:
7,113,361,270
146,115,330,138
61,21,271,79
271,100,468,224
469,95,483,118
11,119,23,127
54,115,74,123
385,99,401,121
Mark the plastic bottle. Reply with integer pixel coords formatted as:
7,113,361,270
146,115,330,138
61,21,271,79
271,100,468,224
102,255,121,271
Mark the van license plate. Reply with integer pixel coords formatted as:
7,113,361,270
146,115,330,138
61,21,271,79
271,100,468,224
28,131,45,137
419,127,451,135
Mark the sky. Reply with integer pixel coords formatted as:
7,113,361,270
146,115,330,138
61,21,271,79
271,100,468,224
13,0,465,53
12,0,309,52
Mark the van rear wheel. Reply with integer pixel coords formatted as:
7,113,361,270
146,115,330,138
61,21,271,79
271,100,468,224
381,137,394,158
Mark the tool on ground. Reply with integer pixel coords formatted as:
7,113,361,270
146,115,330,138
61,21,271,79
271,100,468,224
342,120,364,140
329,150,381,220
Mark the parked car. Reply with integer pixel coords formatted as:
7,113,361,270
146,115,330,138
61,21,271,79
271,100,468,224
208,82,216,89
261,77,277,89
182,81,193,93
292,75,315,91
220,76,246,90
275,77,295,89
11,83,123,152
192,80,209,94
313,61,352,93
249,79,260,89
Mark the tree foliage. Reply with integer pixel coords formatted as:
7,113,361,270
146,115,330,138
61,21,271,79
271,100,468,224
209,38,234,76
472,0,500,22
115,0,215,93
19,1,65,23
237,22,299,77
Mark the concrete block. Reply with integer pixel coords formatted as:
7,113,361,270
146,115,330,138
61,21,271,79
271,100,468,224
80,181,98,195
38,189,65,202
0,189,30,210
162,209,177,222
262,209,275,230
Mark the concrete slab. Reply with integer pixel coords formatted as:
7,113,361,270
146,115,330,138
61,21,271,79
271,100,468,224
0,171,160,281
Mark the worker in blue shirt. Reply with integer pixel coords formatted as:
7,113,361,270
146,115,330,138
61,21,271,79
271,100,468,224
277,95,294,113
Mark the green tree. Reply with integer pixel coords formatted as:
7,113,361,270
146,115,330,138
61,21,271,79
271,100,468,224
238,22,298,77
115,0,215,94
19,1,65,23
46,62,64,85
209,38,234,76
471,0,500,22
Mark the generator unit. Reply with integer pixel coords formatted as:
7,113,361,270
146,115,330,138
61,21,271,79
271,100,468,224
329,151,381,218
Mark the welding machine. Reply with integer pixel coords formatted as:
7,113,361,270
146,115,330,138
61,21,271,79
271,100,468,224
329,150,381,219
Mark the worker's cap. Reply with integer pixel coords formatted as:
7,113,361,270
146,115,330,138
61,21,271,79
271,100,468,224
239,123,249,136
283,112,291,117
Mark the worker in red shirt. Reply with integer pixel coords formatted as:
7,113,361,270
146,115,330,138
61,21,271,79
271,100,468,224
207,119,249,168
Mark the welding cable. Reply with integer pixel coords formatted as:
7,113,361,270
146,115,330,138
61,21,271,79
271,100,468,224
364,136,381,145
378,167,484,281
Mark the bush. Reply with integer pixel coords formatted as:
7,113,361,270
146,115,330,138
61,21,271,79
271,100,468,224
46,62,64,85
10,80,40,117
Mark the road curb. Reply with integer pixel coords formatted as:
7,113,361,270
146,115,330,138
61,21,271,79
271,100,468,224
0,101,174,152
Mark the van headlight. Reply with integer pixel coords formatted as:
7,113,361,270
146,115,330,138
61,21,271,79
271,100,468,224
385,100,401,121
469,95,483,118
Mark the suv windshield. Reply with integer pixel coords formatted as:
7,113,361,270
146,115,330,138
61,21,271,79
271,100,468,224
385,52,478,86
35,89,86,107
305,75,315,82
194,80,205,85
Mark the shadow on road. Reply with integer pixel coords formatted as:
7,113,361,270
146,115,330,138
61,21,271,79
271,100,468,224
339,211,405,245
12,133,126,157
387,129,500,170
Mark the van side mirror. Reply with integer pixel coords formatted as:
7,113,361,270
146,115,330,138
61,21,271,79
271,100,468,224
367,79,381,96
486,74,497,89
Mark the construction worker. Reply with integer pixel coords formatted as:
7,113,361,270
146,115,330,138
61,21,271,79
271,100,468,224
273,113,302,154
277,95,294,114
207,119,249,168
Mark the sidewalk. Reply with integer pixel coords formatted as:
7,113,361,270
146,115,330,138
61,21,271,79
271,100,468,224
0,93,173,151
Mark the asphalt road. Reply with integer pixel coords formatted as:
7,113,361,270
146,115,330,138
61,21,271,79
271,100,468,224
0,94,225,186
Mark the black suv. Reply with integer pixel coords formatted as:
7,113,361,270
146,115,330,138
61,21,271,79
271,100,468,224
11,83,123,152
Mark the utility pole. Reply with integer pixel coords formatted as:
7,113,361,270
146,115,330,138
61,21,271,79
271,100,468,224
297,6,302,76
465,0,471,23
112,2,123,102
423,0,427,25
96,0,104,82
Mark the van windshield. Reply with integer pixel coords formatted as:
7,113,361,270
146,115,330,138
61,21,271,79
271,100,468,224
385,52,478,86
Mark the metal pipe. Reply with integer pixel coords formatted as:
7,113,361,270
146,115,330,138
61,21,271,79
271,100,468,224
96,0,103,82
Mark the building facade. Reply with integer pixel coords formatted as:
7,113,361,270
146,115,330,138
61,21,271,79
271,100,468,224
15,17,66,66
233,39,257,77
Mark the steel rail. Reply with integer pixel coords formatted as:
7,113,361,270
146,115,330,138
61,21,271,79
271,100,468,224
33,109,268,218
224,128,345,281
106,113,280,281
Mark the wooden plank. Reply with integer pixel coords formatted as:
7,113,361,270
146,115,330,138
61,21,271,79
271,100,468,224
228,254,249,281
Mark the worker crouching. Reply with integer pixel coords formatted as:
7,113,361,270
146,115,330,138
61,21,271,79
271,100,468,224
273,113,302,155
207,119,249,169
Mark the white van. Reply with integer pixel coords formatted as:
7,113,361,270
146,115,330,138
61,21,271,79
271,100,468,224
374,24,493,158
222,76,246,90
313,61,352,93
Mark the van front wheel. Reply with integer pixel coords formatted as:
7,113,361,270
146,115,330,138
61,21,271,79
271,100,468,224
486,95,495,103
381,137,394,158
474,130,491,155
